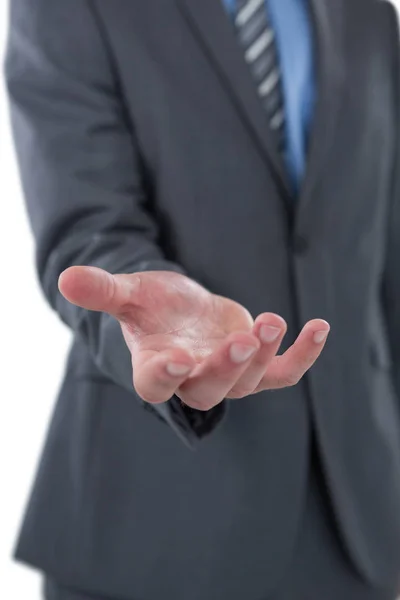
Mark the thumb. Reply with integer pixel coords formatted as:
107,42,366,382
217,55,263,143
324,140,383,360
58,266,138,316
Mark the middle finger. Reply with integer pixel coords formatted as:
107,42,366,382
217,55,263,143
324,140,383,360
177,331,261,410
226,313,287,398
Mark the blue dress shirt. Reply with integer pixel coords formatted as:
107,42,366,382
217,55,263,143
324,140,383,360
222,0,315,190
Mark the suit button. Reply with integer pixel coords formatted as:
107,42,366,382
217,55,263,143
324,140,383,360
292,235,309,255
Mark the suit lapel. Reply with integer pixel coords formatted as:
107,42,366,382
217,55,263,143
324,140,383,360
177,0,346,214
177,0,292,198
298,0,346,213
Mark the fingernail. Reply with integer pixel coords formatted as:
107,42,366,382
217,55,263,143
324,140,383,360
259,325,281,344
230,343,258,364
313,330,329,344
166,363,192,377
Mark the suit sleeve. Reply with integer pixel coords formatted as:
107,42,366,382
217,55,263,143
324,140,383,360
382,2,400,402
4,0,226,448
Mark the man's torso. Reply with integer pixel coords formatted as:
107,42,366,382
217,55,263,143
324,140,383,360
12,1,400,598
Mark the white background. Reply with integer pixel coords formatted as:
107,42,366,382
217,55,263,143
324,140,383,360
0,4,71,598
1,2,400,599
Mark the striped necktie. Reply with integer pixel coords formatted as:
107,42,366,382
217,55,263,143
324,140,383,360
234,0,286,150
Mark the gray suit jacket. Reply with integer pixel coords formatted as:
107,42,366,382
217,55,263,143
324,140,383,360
5,0,400,598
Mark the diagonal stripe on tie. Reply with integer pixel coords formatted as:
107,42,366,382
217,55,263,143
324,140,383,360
259,68,280,97
270,109,285,130
235,0,265,27
237,1,268,46
245,28,275,63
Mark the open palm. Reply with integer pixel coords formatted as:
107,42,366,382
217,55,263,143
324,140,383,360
59,267,330,410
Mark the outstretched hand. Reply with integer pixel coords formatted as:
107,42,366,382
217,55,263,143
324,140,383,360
59,267,330,411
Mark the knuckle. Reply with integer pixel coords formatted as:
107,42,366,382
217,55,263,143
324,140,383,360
105,271,117,304
139,393,160,405
134,383,162,405
280,373,301,387
228,386,254,399
201,403,218,412
180,393,210,411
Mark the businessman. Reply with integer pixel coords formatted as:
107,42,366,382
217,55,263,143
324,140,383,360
5,0,400,598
